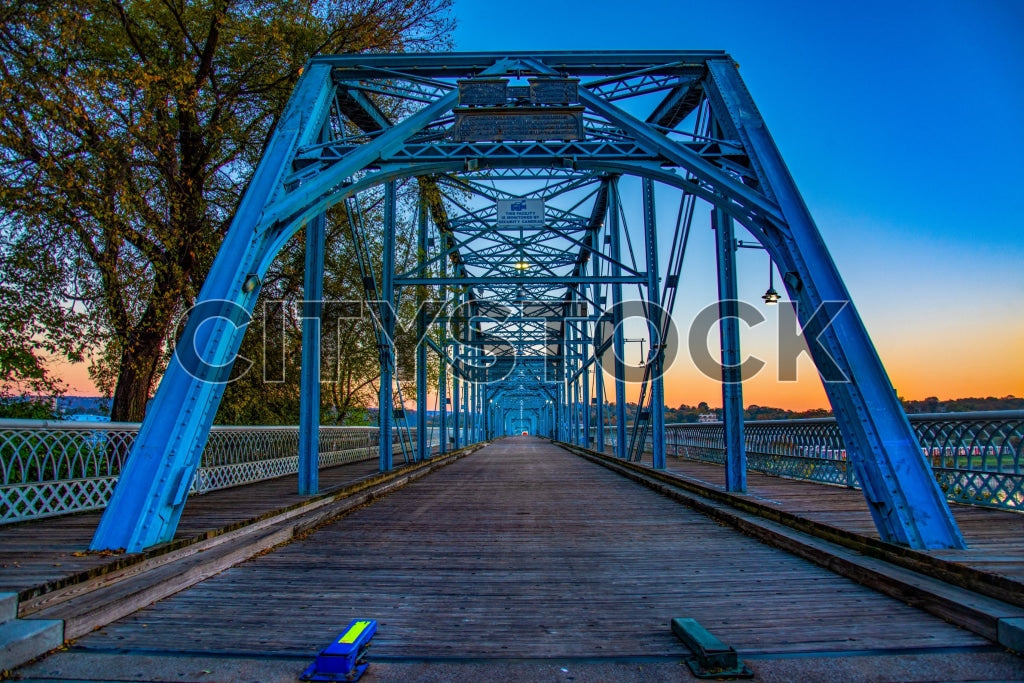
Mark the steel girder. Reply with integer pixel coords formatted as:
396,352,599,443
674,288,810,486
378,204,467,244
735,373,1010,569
90,51,964,552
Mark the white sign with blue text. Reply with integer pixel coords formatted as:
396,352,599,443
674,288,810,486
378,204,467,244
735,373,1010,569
496,199,545,229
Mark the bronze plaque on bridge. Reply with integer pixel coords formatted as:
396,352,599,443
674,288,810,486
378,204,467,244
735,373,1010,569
530,78,580,105
458,79,508,106
452,106,585,142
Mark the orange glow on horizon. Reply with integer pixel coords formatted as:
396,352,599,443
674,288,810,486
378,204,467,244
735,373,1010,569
46,318,1022,411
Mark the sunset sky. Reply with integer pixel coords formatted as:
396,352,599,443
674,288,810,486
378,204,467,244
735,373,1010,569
54,0,1023,411
451,0,1024,410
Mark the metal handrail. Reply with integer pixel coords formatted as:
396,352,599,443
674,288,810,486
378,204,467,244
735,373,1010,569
662,411,1024,511
0,421,424,524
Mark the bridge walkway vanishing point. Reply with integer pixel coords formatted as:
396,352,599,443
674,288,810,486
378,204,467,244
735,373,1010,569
10,437,1024,682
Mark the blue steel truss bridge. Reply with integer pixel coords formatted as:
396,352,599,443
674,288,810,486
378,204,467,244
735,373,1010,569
77,50,973,558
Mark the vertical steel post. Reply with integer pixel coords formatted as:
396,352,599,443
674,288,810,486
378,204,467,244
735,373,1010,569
378,182,396,472
439,370,448,453
452,349,460,450
566,325,575,444
582,334,591,449
439,249,449,454
415,193,428,462
609,178,628,459
555,385,563,441
713,207,746,492
593,233,605,451
466,362,473,445
298,211,325,494
643,179,667,469
470,374,478,444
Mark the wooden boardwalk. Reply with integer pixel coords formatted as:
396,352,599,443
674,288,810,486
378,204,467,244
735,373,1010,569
51,438,997,660
652,457,1024,588
0,458,379,597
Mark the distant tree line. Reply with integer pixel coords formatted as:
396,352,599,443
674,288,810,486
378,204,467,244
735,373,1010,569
611,395,1024,424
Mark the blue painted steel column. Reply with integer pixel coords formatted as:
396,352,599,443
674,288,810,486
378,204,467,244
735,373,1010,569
582,342,591,449
592,235,605,451
463,371,471,445
703,59,964,548
555,385,563,441
451,355,460,450
438,250,449,454
298,210,326,495
483,389,489,440
415,193,428,462
378,182,396,472
566,326,576,444
89,64,337,552
439,369,448,453
470,375,478,444
462,312,472,445
713,207,746,492
642,179,667,470
609,178,628,459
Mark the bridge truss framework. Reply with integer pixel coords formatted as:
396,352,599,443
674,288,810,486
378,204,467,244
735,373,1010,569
89,51,966,552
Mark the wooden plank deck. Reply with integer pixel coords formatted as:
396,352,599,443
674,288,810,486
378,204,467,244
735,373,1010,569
0,458,380,596
639,455,1024,587
64,437,995,661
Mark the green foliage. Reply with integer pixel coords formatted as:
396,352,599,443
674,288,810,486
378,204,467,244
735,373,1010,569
0,223,85,404
0,0,453,421
216,179,428,425
0,396,61,419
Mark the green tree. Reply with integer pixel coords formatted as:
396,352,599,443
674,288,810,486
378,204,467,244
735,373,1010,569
0,221,87,415
0,0,453,421
216,179,429,425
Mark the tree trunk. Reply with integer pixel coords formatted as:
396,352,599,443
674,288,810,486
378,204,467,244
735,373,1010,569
109,320,170,423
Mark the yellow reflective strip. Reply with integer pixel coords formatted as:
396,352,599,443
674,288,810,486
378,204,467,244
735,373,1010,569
339,620,370,644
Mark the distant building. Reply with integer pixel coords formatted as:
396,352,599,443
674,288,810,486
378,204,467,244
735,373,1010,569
697,412,719,424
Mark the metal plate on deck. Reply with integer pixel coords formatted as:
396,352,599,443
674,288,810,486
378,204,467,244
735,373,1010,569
452,107,584,142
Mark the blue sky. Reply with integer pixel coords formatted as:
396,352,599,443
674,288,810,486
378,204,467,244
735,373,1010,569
451,0,1024,405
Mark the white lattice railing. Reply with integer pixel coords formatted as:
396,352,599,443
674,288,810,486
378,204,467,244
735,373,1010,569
664,411,1024,512
0,421,411,525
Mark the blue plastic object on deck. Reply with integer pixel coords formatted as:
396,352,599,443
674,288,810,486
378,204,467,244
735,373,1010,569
300,619,377,682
